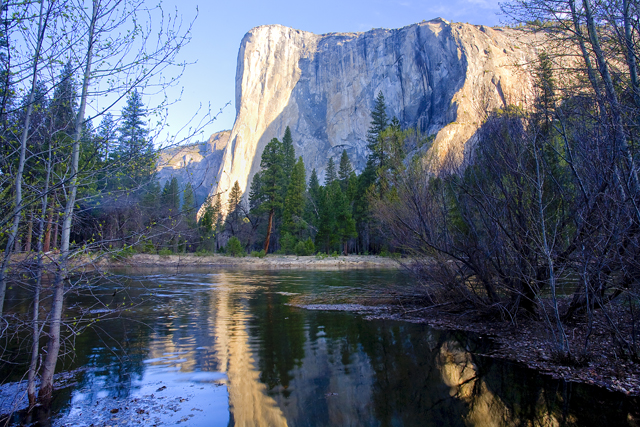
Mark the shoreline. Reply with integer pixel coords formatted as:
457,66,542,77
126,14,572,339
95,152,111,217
103,253,401,270
288,299,640,397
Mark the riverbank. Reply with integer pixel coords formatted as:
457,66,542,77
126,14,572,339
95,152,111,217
103,253,401,270
290,296,640,397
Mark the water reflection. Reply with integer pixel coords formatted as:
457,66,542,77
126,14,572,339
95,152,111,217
0,270,637,426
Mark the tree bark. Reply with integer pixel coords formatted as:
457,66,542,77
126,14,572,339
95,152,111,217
25,210,34,253
264,208,274,253
0,0,49,318
39,0,97,404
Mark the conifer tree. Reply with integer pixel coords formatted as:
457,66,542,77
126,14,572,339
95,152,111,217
282,157,307,238
304,168,321,230
182,182,196,226
161,177,180,213
338,149,353,192
227,180,243,236
113,89,154,190
332,180,357,255
253,137,285,252
325,157,337,185
282,126,295,179
366,91,389,161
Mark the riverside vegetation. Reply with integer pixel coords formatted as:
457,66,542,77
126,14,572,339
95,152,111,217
2,0,640,414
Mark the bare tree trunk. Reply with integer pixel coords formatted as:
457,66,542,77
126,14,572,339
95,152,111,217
43,203,53,252
39,0,97,404
264,208,274,253
25,210,34,252
0,0,49,318
28,143,53,408
52,216,58,250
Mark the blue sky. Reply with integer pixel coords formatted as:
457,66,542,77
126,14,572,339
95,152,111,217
158,0,503,143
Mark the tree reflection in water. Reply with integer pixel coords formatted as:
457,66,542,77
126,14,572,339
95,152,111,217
0,269,637,426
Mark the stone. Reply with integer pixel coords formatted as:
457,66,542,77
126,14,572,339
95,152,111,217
200,19,537,214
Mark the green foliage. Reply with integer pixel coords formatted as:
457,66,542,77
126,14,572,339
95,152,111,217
282,157,307,237
251,249,266,258
295,237,316,256
324,157,337,185
158,248,173,256
279,232,297,254
226,180,243,236
226,236,245,257
110,245,135,260
161,177,180,213
338,149,353,192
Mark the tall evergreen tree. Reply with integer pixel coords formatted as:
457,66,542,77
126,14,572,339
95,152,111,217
113,89,154,189
252,137,285,252
338,149,353,192
161,177,180,213
50,62,77,137
325,157,337,186
227,180,243,236
97,113,116,159
304,168,321,230
282,157,307,238
366,91,389,159
182,182,196,226
282,126,295,179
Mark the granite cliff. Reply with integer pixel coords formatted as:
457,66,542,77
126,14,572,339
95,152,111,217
157,130,230,206
202,19,537,211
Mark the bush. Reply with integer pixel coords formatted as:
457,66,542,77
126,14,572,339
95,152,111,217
294,237,315,256
251,249,266,258
280,232,297,255
158,248,173,256
226,236,245,257
110,245,136,260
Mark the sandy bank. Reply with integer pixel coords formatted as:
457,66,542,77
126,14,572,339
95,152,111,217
104,253,401,270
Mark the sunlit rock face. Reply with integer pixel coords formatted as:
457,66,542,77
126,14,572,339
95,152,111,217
207,19,536,210
157,130,230,205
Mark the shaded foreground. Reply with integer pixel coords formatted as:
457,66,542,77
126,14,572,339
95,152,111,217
292,293,640,397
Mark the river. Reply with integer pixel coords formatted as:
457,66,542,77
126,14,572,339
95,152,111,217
0,269,638,426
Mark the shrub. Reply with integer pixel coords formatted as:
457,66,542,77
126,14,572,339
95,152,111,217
110,245,136,260
226,236,245,257
251,249,266,258
294,237,315,256
280,232,297,255
158,248,173,256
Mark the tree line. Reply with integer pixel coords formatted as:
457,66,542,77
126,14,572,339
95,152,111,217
195,93,429,258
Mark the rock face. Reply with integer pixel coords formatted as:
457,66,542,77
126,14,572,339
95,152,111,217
157,130,231,206
207,19,536,211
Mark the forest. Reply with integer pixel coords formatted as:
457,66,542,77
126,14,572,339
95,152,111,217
3,0,640,411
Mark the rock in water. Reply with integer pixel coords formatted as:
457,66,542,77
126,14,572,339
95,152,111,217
208,19,536,210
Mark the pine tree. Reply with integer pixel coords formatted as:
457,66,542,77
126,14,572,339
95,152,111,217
338,149,353,192
161,177,180,213
282,157,307,238
304,168,321,230
97,113,116,159
325,157,337,185
182,182,196,228
227,180,243,236
113,89,154,189
366,91,389,158
282,126,295,179
253,137,285,252
50,62,77,137
331,180,357,255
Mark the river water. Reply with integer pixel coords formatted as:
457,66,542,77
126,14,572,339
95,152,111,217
1,269,638,426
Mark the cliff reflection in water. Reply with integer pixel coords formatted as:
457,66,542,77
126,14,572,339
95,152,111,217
2,269,636,426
